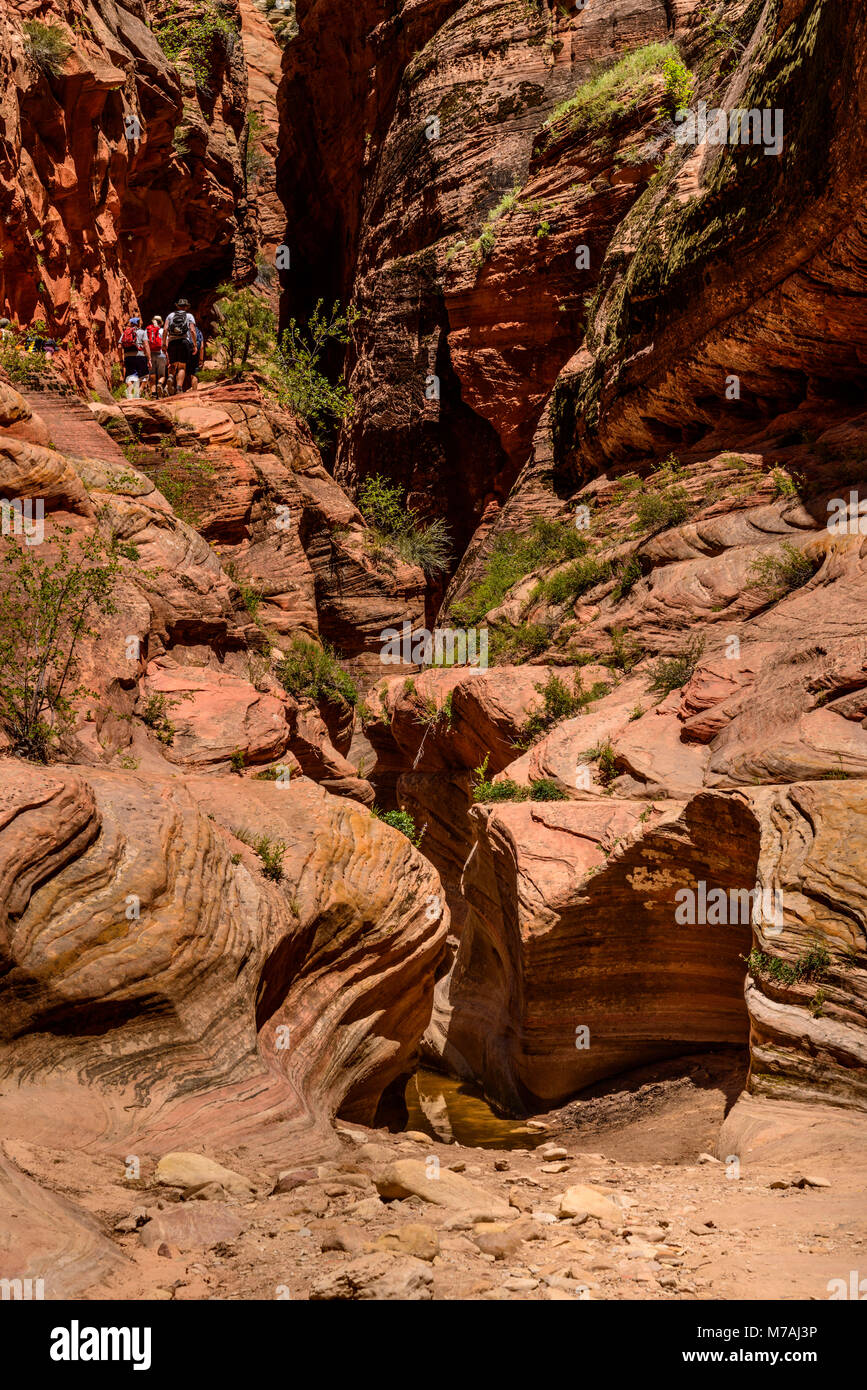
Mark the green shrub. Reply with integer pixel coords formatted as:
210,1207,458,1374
771,467,798,498
23,21,72,76
633,485,691,534
255,833,285,881
416,690,454,731
585,739,618,786
611,554,642,601
0,528,120,760
0,341,49,384
357,475,451,579
533,554,610,606
547,42,686,134
745,945,831,986
140,692,177,745
658,53,694,119
230,748,246,774
450,519,590,627
213,283,274,374
278,637,358,710
270,299,357,448
244,110,268,182
604,625,643,672
520,670,609,745
372,807,422,845
649,637,704,696
528,778,568,801
489,622,552,665
154,2,238,88
748,543,816,598
224,561,263,619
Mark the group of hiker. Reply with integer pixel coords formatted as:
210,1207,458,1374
118,297,204,398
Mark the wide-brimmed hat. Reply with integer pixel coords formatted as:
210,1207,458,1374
130,316,140,325
176,297,190,308
153,315,163,325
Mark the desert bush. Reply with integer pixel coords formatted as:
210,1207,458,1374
154,2,238,87
450,519,589,627
213,283,274,374
748,542,816,598
0,527,120,760
357,475,451,579
520,670,609,745
277,637,358,710
633,485,691,534
648,636,705,696
270,299,356,448
23,21,72,76
372,807,422,845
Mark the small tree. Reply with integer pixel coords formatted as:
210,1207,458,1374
212,283,274,374
271,299,357,446
0,526,120,760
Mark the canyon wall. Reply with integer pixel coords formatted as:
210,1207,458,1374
0,0,259,390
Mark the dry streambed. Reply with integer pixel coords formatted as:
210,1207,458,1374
34,1116,857,1303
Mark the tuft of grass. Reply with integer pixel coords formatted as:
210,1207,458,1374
450,518,590,627
745,944,831,987
633,485,691,534
358,475,451,578
584,739,618,787
649,637,704,696
547,42,687,134
23,20,72,76
256,834,285,881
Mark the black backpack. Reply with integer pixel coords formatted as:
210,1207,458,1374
166,310,189,340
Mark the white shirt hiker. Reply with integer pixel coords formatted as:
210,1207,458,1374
163,310,196,347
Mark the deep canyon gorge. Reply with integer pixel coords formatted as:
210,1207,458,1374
0,0,865,1317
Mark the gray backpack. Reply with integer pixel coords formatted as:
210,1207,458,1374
166,310,189,340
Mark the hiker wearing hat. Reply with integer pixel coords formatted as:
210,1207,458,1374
147,316,168,398
162,296,197,395
118,314,151,398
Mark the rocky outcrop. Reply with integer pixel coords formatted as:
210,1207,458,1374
431,790,757,1112
426,780,866,1118
0,378,420,792
0,758,448,1156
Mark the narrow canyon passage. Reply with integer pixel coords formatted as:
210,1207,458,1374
0,0,864,1322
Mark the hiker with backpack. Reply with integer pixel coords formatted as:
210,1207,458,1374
118,315,151,398
163,298,197,394
147,316,168,398
183,323,205,392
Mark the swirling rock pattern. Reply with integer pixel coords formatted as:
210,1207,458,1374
0,759,448,1158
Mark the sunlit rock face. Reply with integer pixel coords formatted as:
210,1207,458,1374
0,0,256,390
0,759,448,1156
